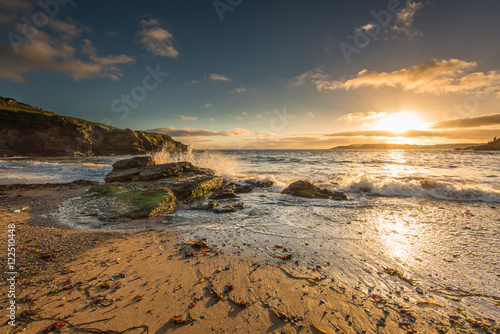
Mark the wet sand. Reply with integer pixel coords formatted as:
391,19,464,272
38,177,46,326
1,183,498,333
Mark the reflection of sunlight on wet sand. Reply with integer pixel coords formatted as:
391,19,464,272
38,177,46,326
374,213,413,262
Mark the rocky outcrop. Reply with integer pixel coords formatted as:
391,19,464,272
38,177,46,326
67,158,232,223
282,181,347,200
105,159,212,183
0,98,186,157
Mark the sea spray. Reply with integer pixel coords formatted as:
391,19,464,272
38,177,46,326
152,145,242,179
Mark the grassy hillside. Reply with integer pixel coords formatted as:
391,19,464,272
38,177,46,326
0,97,187,157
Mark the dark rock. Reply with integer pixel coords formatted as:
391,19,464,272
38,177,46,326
139,162,211,181
213,202,245,214
232,183,254,194
166,176,224,201
105,167,143,183
209,189,239,200
190,200,220,211
245,179,273,188
282,180,347,200
112,156,155,170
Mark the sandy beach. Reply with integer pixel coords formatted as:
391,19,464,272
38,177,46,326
1,182,498,334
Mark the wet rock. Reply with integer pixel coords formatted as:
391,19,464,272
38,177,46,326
209,189,239,200
213,202,245,214
105,167,143,183
190,200,220,211
139,162,210,181
232,183,254,194
106,160,212,183
282,180,347,200
245,179,273,188
112,156,155,170
167,176,224,201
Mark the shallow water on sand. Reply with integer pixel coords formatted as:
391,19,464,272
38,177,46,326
2,149,500,319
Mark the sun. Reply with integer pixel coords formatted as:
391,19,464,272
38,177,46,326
375,112,427,133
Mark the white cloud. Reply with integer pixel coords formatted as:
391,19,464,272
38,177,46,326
0,18,134,83
209,73,231,82
294,59,500,96
230,86,247,93
136,17,179,58
204,102,213,108
179,115,198,121
308,112,314,118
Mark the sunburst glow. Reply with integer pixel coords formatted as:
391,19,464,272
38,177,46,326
375,112,427,133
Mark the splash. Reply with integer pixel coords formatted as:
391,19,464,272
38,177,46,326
152,145,242,179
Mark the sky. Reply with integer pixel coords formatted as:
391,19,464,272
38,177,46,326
0,0,500,149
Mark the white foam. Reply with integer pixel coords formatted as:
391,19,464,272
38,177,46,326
338,173,500,202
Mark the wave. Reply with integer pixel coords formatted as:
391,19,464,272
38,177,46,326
337,173,500,202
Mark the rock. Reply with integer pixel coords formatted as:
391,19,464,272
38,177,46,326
190,200,220,211
105,167,143,183
245,179,273,188
139,162,211,181
232,183,254,194
167,176,224,201
282,180,347,200
209,189,239,200
213,202,245,214
112,156,155,170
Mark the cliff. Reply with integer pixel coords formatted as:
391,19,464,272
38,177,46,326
0,97,187,157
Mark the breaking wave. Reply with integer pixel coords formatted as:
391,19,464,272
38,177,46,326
338,173,500,202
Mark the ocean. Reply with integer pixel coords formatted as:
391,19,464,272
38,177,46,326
1,149,499,320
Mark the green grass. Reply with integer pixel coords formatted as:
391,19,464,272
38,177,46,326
0,105,53,114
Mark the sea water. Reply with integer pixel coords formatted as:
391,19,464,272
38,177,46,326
1,149,499,319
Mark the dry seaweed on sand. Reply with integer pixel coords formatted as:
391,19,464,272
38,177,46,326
417,300,441,307
43,321,67,333
382,266,414,285
170,311,195,324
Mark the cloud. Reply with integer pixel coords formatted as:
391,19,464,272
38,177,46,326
0,0,33,25
430,113,500,129
349,1,424,41
149,127,251,137
106,31,118,37
322,129,500,140
308,112,314,118
208,118,215,121
391,1,424,37
204,102,213,108
338,112,386,122
209,73,231,82
179,116,198,121
0,18,134,83
230,86,247,94
294,59,500,96
136,17,179,58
